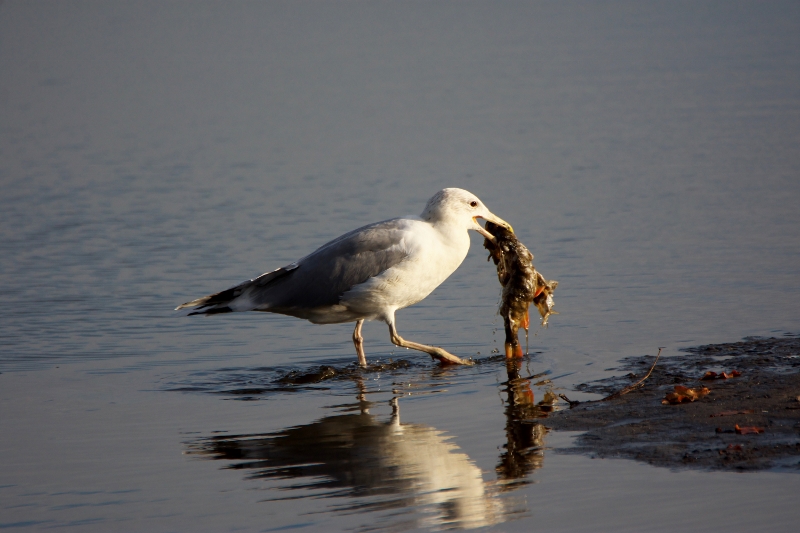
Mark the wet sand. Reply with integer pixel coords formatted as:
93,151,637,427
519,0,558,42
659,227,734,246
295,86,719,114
548,336,800,471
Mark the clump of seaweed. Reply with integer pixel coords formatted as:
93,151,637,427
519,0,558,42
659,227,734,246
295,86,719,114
483,222,557,358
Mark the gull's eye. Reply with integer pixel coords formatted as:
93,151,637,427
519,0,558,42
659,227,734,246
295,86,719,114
469,200,478,208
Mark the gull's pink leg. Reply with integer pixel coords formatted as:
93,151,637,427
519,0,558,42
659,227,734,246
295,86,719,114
353,319,367,368
387,320,471,365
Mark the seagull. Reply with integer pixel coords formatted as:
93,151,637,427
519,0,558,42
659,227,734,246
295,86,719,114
176,188,513,367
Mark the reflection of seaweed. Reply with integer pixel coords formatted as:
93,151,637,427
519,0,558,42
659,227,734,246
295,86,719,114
186,380,502,530
496,360,549,484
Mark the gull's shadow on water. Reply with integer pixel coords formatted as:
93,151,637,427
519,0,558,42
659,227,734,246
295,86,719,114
183,359,555,530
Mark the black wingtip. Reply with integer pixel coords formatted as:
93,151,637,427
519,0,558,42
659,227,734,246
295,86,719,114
188,306,233,316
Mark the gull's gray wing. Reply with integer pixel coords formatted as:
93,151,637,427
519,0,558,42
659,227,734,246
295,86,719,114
259,218,411,310
176,218,410,315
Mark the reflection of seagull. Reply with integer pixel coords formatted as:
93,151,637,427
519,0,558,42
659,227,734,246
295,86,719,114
188,399,502,530
176,188,512,366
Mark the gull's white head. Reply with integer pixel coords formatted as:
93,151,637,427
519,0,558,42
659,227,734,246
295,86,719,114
421,188,513,241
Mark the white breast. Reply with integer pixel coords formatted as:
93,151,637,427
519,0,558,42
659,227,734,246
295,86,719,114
340,219,471,321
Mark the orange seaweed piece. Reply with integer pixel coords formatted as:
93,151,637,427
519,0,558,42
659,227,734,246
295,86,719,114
662,385,710,405
662,392,689,404
735,424,764,435
701,370,742,381
675,385,710,400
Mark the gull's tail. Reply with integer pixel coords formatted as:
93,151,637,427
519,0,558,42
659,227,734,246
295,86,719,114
175,286,240,316
175,264,298,316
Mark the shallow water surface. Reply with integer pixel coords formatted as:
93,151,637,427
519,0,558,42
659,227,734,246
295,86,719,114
1,1,798,531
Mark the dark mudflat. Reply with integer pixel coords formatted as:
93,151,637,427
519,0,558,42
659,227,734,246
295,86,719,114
548,336,800,471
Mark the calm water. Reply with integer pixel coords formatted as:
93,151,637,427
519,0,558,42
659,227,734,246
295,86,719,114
1,1,798,531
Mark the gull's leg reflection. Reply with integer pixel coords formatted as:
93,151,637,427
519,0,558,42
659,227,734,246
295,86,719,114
389,396,400,428
354,375,371,414
497,359,548,482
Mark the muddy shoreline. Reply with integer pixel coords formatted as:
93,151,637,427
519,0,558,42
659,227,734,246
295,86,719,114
546,336,800,471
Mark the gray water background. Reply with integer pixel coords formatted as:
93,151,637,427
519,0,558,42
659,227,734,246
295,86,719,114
1,1,798,531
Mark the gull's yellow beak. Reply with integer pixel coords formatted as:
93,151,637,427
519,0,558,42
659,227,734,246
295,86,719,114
474,213,513,242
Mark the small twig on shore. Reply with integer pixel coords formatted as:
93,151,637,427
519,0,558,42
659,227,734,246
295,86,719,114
559,348,663,408
558,393,581,408
600,347,662,401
